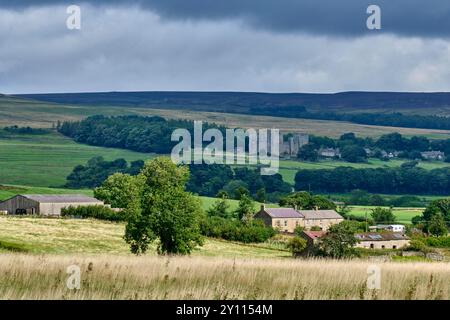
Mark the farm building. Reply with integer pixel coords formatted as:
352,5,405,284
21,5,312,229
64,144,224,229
300,230,326,256
0,194,104,216
355,232,410,249
254,205,344,233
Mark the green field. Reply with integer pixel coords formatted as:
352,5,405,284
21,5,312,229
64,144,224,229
276,158,450,185
0,131,156,187
348,206,424,224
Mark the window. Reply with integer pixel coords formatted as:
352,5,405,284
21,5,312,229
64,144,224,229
393,245,397,249
370,243,374,249
381,245,385,249
284,220,288,227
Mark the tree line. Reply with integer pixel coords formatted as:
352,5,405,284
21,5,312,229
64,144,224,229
295,165,450,195
252,106,450,131
58,115,225,154
66,158,292,202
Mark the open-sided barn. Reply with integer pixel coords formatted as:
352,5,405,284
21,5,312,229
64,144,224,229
0,194,104,216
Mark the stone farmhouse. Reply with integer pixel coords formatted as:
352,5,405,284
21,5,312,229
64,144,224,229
421,151,445,160
0,194,104,216
254,205,344,233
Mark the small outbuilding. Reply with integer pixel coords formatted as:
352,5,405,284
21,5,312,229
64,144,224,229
0,194,104,216
355,232,410,250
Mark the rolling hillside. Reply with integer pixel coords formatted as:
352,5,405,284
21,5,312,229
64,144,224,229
2,95,450,138
17,91,450,114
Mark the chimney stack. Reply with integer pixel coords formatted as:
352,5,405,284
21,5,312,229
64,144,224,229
261,204,266,211
314,206,319,211
294,205,298,211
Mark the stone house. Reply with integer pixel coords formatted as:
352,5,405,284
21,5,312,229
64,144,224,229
421,151,445,160
254,205,344,233
318,148,341,158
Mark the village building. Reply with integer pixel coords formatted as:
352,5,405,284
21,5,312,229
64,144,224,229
318,148,341,158
254,205,344,233
354,232,410,249
279,133,309,158
369,224,406,233
0,194,104,216
421,151,445,160
300,230,326,256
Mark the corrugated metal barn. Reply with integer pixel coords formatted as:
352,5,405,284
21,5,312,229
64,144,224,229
0,194,104,216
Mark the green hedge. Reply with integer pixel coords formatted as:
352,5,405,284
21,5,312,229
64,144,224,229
200,216,276,243
61,205,124,222
423,236,450,248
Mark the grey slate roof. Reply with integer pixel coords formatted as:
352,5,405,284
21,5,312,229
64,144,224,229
21,194,103,204
355,232,410,241
263,208,304,218
298,210,343,220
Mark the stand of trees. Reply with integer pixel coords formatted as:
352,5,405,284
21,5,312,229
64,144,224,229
66,157,144,189
58,115,225,154
187,164,292,202
295,166,450,195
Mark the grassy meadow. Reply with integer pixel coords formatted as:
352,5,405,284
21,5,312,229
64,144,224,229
0,253,448,300
347,206,424,224
0,216,288,258
0,130,155,187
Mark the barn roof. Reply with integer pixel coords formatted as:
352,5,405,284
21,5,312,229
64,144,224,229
303,231,326,240
299,210,343,220
355,232,410,241
21,194,103,204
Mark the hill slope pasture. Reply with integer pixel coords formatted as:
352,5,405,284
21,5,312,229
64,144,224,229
0,215,448,300
0,130,155,187
0,216,288,258
2,95,450,138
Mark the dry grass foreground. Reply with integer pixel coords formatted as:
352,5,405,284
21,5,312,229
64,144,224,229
0,254,448,300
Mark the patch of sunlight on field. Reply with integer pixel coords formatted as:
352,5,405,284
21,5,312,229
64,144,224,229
348,206,424,224
0,131,156,187
0,216,288,258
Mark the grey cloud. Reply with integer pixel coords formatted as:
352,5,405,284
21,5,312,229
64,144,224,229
1,0,450,37
0,6,449,94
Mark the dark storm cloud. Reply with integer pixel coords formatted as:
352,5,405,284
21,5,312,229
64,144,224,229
1,0,450,37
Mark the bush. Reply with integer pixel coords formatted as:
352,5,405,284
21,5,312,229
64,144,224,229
287,237,307,257
406,239,427,252
61,205,124,222
423,236,450,248
200,216,276,243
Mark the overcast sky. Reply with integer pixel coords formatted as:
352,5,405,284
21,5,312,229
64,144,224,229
1,0,450,94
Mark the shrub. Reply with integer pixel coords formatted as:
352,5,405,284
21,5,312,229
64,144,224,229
406,239,427,252
61,205,124,222
287,237,307,257
200,216,276,243
423,236,450,248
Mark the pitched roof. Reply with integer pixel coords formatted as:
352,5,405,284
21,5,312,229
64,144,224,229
303,231,326,240
299,210,343,220
21,194,103,204
263,208,304,218
355,232,410,241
